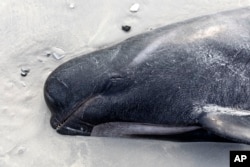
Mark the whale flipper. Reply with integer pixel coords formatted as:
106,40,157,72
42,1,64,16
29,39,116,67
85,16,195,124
91,122,200,137
199,105,250,144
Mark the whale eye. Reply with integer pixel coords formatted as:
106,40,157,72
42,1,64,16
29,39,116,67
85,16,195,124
102,73,125,94
110,73,123,82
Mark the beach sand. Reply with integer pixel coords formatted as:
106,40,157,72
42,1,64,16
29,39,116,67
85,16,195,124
1,1,250,166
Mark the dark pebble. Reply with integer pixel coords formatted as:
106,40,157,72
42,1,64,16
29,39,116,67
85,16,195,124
20,67,30,77
21,72,28,77
122,25,131,32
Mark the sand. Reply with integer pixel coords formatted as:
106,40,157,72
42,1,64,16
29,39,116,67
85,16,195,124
1,0,250,167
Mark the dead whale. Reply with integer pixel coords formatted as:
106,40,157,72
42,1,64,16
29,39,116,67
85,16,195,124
44,7,250,144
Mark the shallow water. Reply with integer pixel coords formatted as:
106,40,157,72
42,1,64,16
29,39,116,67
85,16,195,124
1,0,250,166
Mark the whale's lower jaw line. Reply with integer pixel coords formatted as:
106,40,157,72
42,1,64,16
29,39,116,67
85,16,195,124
52,95,100,133
54,120,202,137
56,124,93,136
90,122,201,137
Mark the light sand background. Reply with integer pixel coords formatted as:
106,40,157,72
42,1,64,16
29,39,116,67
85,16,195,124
1,0,250,167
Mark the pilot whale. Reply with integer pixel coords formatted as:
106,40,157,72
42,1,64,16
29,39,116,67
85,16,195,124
44,7,250,144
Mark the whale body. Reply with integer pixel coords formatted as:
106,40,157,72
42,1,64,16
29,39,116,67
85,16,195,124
44,7,250,144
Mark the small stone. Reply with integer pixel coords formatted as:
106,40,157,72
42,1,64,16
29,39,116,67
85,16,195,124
51,47,65,60
21,67,30,73
130,3,140,13
21,71,27,77
121,25,131,32
16,146,26,155
20,67,30,77
45,51,52,57
69,3,75,9
52,52,65,60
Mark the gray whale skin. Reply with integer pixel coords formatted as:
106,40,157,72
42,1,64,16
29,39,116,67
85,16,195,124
44,7,250,144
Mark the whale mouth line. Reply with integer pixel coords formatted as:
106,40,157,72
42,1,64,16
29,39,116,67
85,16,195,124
90,122,202,137
54,95,97,131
